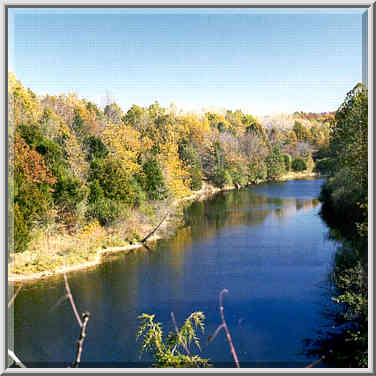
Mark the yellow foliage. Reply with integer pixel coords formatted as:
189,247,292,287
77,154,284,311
77,220,103,239
8,72,42,124
160,142,191,199
103,122,153,174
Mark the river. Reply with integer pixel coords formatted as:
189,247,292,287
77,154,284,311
12,178,338,368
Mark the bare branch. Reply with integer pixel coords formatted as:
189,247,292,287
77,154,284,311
8,286,22,310
305,355,325,368
64,274,82,327
170,312,191,356
72,312,90,368
218,289,240,368
207,323,224,345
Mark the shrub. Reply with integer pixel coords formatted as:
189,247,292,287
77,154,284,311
248,161,267,182
315,158,335,175
229,166,248,187
292,157,307,171
319,168,364,237
86,197,123,226
305,155,315,172
54,175,88,210
282,153,292,172
137,312,209,368
13,203,31,253
189,165,203,191
211,167,232,188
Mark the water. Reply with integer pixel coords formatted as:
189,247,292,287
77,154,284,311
12,178,338,368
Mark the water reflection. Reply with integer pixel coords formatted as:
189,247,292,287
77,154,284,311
13,178,337,367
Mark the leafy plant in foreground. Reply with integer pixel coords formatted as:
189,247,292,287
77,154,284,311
137,312,209,368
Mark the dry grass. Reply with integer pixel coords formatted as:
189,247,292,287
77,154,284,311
9,208,159,277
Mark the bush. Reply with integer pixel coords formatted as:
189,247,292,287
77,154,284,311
305,154,315,172
292,157,307,171
211,167,232,188
248,161,267,182
54,175,88,211
282,153,292,172
189,165,203,191
229,166,248,187
13,181,53,252
319,169,364,237
315,158,336,175
86,197,123,226
13,203,32,253
137,312,209,368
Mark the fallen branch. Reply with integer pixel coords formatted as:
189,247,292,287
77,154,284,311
141,212,169,243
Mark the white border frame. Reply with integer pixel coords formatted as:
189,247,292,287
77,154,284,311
1,1,374,374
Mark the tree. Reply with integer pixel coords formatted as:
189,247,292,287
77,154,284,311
265,146,285,180
329,83,368,193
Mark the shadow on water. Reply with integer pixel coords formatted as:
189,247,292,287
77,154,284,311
12,178,340,368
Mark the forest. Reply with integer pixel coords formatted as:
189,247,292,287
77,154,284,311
9,72,332,261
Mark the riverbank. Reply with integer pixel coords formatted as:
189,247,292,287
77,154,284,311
8,171,318,283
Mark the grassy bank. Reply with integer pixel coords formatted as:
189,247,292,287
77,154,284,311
9,172,317,283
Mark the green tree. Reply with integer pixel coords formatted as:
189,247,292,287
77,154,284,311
138,159,168,201
292,157,307,172
265,146,285,180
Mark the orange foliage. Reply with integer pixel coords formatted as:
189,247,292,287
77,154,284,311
14,134,56,186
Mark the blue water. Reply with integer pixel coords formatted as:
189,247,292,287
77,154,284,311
12,178,337,368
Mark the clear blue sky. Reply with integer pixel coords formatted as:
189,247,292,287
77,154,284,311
8,8,365,116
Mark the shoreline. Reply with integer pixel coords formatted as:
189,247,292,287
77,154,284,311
8,171,319,284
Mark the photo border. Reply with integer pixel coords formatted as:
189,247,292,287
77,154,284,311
1,1,374,374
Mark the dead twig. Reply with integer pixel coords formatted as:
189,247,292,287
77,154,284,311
64,274,82,327
305,355,325,368
72,312,90,368
170,312,191,356
64,273,90,368
210,289,240,368
8,286,22,309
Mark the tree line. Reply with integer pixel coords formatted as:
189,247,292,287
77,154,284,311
9,72,332,253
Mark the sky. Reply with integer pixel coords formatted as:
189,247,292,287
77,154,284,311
8,8,366,116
